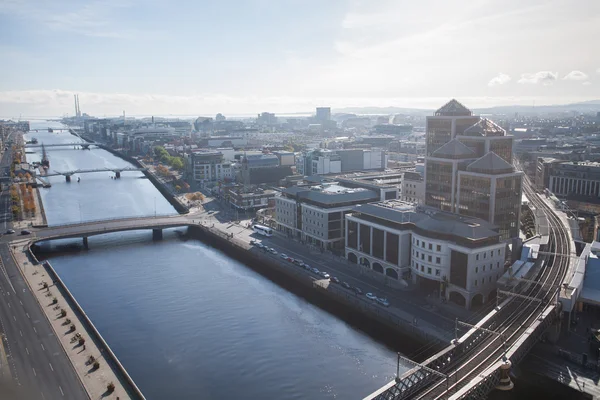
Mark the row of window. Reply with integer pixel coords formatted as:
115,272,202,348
413,250,441,264
474,275,500,287
474,262,501,274
412,261,441,277
475,249,501,260
413,238,442,252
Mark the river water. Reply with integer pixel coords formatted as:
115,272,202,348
25,124,401,399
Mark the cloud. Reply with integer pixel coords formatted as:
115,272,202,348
563,70,589,81
597,68,600,74
582,81,592,86
488,73,511,86
517,71,558,85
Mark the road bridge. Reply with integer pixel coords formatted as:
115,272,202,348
366,167,572,400
26,142,98,149
27,214,196,248
41,167,146,181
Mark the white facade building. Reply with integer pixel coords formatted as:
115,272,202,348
345,201,506,309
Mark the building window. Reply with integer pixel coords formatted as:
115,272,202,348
490,251,493,258
437,245,441,251
429,243,432,250
489,277,492,283
497,249,501,256
416,251,419,257
421,254,424,260
436,257,441,264
483,265,486,272
484,253,487,259
476,254,479,261
475,267,479,273
474,279,478,287
497,262,500,268
436,269,440,276
416,239,419,246
428,255,432,262
422,242,425,248
427,267,432,274
421,265,424,272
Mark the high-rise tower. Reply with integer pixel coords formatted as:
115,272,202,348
424,100,522,240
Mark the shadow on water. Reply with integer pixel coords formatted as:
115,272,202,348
32,228,441,361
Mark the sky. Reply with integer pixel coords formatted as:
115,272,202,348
0,0,599,117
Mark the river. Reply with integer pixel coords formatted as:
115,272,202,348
24,123,402,399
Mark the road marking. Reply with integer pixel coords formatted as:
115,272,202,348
48,362,53,372
12,315,15,321
26,313,29,319
33,327,37,334
59,386,64,396
40,343,44,351
7,303,10,308
32,367,36,377
25,347,29,355
19,300,22,305
19,330,22,337
41,392,45,399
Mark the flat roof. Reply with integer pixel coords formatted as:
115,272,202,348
282,185,378,205
351,202,500,241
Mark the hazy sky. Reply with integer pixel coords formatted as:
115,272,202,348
1,0,599,117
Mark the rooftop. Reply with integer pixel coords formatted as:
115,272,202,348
434,99,473,117
463,118,506,137
351,201,500,241
282,184,379,206
431,139,476,159
466,152,515,174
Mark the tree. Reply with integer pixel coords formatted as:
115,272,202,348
170,157,184,170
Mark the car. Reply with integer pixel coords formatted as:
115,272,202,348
256,243,264,248
330,277,340,284
280,253,288,259
341,282,351,289
20,230,31,235
250,239,257,245
5,229,15,234
303,264,311,270
286,257,294,262
353,287,363,295
293,259,304,266
269,248,277,255
376,298,390,307
365,293,377,301
311,267,320,274
320,272,330,279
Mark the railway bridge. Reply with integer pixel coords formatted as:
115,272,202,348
366,170,574,400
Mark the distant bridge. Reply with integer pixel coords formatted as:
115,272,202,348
26,142,98,149
40,167,146,181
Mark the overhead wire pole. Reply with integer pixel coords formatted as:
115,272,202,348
393,352,452,399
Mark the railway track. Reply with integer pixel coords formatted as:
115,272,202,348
371,170,571,400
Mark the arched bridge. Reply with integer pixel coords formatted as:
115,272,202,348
26,142,98,149
29,214,196,248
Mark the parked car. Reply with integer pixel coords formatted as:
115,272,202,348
269,248,277,255
320,272,330,279
330,277,340,284
303,264,311,270
20,230,31,235
311,267,320,274
286,257,295,263
250,239,257,245
365,293,377,300
376,298,390,307
353,287,363,295
293,259,304,266
280,253,288,259
342,282,351,289
5,229,15,234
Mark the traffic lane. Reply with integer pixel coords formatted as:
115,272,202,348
249,238,455,332
256,236,455,330
0,245,87,399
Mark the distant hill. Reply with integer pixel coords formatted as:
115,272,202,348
333,100,600,116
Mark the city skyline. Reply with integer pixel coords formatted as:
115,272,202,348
1,0,599,116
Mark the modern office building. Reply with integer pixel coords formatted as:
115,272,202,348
345,201,506,309
239,154,293,185
547,161,600,198
186,150,233,183
275,184,379,250
316,107,331,122
401,171,424,204
296,149,387,176
425,100,523,240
